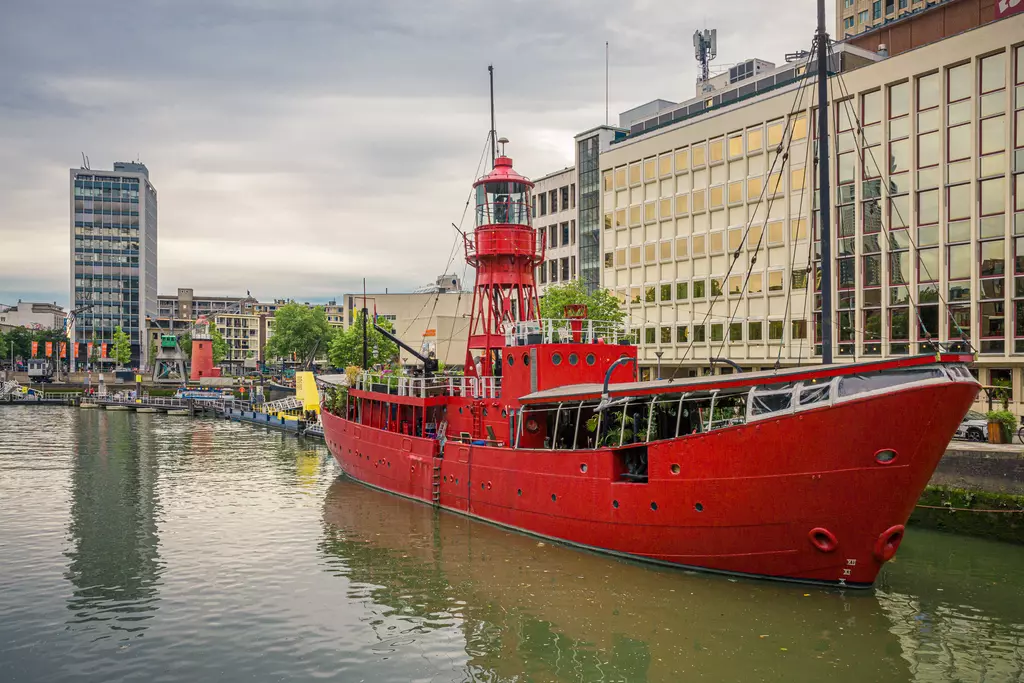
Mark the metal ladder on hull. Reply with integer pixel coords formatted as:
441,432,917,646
432,421,447,506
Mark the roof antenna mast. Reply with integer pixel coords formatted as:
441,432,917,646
488,65,496,166
693,28,717,94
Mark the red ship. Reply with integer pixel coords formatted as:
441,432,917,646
322,30,979,585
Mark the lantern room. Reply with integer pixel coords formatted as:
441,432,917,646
474,142,533,229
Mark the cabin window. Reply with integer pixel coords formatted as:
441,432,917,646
552,352,562,365
748,385,795,419
837,366,946,398
797,383,831,406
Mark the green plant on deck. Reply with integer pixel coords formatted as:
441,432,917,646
987,409,1016,436
587,410,634,447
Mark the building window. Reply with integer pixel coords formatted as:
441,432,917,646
561,222,570,246
858,9,869,23
872,1,881,19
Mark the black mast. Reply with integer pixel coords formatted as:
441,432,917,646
816,0,833,365
488,65,496,166
361,278,368,370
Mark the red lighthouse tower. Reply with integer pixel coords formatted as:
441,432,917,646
463,141,544,378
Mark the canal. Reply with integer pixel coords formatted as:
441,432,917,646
0,406,1021,682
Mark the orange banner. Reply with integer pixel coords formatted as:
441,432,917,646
31,341,38,357
72,343,78,358
101,343,108,358
45,341,53,357
87,342,93,358
60,343,66,358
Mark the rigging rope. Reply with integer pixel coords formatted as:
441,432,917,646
674,44,818,374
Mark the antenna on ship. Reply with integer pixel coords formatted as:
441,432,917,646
488,65,497,167
815,0,834,364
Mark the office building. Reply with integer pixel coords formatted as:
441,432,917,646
70,162,157,370
598,14,1023,412
532,166,578,292
0,301,66,330
157,288,257,319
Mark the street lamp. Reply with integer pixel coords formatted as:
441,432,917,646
654,351,664,381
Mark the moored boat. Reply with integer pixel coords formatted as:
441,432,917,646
320,7,980,586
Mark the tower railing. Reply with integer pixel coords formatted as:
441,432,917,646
504,319,634,347
474,200,532,227
463,225,544,266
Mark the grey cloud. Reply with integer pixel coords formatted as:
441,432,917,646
0,0,833,308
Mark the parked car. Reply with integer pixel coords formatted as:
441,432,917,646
955,410,989,441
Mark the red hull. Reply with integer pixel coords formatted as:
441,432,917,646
322,379,976,586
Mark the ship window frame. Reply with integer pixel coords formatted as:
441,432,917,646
746,383,797,421
835,366,948,402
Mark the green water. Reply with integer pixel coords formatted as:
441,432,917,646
0,406,1021,682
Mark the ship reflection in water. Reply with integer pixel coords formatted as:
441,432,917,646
321,478,1024,683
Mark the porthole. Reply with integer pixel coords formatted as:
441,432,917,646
695,502,704,512
508,355,515,367
523,353,530,366
444,475,448,482
481,483,486,490
670,463,681,475
568,353,579,366
458,407,463,415
875,449,897,464
501,409,507,418
517,488,523,496
586,353,596,366
580,463,588,473
486,481,492,490
612,499,619,509
483,408,488,416
551,493,557,502
650,501,658,511
552,353,563,366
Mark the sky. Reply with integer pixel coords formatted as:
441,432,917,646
0,0,833,310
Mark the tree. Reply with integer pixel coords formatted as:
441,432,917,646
265,303,332,364
209,321,228,365
328,312,399,369
178,331,192,359
539,280,625,324
111,325,132,368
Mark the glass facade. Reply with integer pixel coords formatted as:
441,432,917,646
577,134,601,294
71,167,157,369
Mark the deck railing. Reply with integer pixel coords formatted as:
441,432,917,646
355,373,502,400
504,319,633,347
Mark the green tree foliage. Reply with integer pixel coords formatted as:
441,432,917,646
209,321,228,365
539,280,625,325
111,326,132,367
328,312,399,369
178,331,192,359
265,303,332,363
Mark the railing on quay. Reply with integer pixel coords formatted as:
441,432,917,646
355,373,502,400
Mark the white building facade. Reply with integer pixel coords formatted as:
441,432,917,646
531,167,578,292
599,15,1024,414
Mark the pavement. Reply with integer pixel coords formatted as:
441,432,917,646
946,439,1023,456
936,439,1024,495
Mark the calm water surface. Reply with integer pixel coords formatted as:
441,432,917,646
1,406,1022,682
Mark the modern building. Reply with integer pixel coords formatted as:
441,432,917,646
157,288,257,320
0,301,66,330
598,13,1024,413
574,126,629,294
70,161,157,370
844,0,1022,55
532,166,578,292
342,284,474,368
837,0,946,37
213,313,261,374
